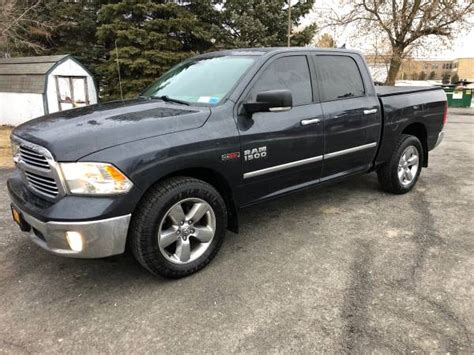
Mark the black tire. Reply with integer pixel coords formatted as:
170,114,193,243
130,176,227,278
377,134,423,194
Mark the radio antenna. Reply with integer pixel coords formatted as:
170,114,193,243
115,39,124,101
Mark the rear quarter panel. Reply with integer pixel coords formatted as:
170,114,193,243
376,89,446,166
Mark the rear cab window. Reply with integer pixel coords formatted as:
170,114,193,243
315,55,365,102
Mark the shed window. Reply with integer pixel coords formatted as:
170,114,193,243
55,76,89,111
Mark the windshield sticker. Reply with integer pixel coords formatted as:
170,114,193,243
197,96,211,103
197,96,220,104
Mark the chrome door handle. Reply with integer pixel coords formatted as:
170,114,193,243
300,118,321,126
363,108,378,115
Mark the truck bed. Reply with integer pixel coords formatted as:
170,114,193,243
376,85,442,97
374,84,446,168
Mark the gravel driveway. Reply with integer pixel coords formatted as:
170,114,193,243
0,109,472,353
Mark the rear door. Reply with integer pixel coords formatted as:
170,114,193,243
313,54,381,179
236,54,324,205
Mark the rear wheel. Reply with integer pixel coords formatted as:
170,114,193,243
377,134,423,194
130,177,227,278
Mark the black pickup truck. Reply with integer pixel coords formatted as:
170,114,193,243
8,48,447,278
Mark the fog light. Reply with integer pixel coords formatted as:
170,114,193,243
66,231,83,252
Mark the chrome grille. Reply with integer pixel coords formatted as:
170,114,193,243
24,171,59,198
12,136,64,201
19,146,50,170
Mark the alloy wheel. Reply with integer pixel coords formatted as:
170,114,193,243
398,145,420,186
157,198,216,264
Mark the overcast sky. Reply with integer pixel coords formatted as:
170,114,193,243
303,0,474,59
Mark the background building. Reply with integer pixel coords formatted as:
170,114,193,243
364,54,474,83
397,57,474,82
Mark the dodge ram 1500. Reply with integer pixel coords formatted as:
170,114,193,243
8,48,447,278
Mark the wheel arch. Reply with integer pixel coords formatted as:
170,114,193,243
401,122,428,167
136,167,239,234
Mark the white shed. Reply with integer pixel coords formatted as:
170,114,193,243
0,55,98,126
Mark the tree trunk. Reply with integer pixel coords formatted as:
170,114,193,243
385,47,404,85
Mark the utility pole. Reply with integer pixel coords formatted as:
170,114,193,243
287,0,292,47
287,0,307,47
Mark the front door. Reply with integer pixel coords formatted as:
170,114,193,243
235,54,324,206
313,54,381,180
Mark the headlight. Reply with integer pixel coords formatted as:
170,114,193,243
11,140,20,163
59,162,133,195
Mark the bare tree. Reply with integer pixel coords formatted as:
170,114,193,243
0,0,54,57
330,0,474,85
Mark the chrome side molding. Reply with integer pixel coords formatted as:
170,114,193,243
243,142,377,179
243,155,323,179
324,142,377,159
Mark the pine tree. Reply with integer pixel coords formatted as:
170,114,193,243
96,0,316,100
16,0,107,77
97,0,215,100
211,0,316,49
43,0,107,79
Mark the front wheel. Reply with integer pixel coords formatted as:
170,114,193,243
377,134,423,194
130,177,227,278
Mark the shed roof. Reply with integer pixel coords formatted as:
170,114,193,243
0,54,69,94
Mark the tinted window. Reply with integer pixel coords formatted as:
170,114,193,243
316,56,365,101
248,56,313,106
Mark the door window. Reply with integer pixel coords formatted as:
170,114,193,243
248,56,313,106
316,56,365,102
55,76,89,111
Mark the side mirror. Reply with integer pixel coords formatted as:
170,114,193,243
243,89,293,115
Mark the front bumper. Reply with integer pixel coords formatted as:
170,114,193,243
12,204,131,258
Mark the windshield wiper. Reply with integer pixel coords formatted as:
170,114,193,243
154,95,190,106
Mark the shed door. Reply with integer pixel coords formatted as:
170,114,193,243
55,76,89,111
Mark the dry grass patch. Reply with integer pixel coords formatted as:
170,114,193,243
0,126,14,169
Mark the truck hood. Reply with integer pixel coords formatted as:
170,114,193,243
12,99,211,161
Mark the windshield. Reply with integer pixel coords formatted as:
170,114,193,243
141,56,257,105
